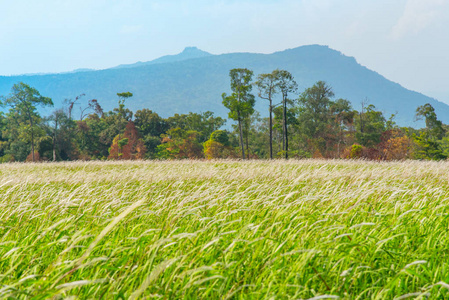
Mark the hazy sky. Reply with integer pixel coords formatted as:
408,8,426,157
1,0,448,103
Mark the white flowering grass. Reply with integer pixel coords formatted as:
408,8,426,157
1,160,449,299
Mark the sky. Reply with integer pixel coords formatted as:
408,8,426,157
1,0,448,103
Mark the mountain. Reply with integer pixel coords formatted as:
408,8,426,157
111,46,212,69
0,45,447,127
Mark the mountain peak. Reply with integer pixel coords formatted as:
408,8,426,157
182,46,204,53
179,46,211,57
111,47,212,70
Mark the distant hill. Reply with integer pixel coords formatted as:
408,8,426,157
0,45,448,127
111,46,212,69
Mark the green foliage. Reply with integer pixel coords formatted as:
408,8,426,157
76,114,108,159
0,154,14,163
0,76,448,162
37,136,53,160
1,82,53,161
413,132,446,160
416,103,445,140
117,91,133,100
115,92,133,121
411,104,446,160
221,69,255,122
297,81,335,140
203,130,235,159
134,109,168,138
349,144,363,158
255,72,279,103
209,130,230,146
166,111,226,143
255,71,281,159
275,69,298,98
438,136,449,158
118,138,129,149
354,104,386,147
296,82,353,156
143,136,162,158
2,82,53,109
157,128,203,159
42,109,77,161
275,70,298,159
222,68,256,159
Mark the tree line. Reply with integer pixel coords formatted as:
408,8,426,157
0,69,448,162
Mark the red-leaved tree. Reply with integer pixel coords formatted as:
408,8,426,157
108,121,146,160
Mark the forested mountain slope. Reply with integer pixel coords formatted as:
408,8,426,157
0,45,447,127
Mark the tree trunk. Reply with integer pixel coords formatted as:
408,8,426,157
245,120,249,159
238,112,245,159
282,106,285,153
269,103,273,159
53,119,58,161
52,137,56,161
283,95,288,159
30,114,35,162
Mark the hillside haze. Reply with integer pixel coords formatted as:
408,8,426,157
0,45,447,127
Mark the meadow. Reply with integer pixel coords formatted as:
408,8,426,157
1,160,449,299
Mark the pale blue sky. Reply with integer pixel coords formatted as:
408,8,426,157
1,0,448,103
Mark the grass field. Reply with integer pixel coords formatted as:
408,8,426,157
1,160,449,299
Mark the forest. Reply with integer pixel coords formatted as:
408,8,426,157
0,68,447,162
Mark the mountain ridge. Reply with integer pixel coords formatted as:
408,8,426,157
0,45,447,127
111,46,213,70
